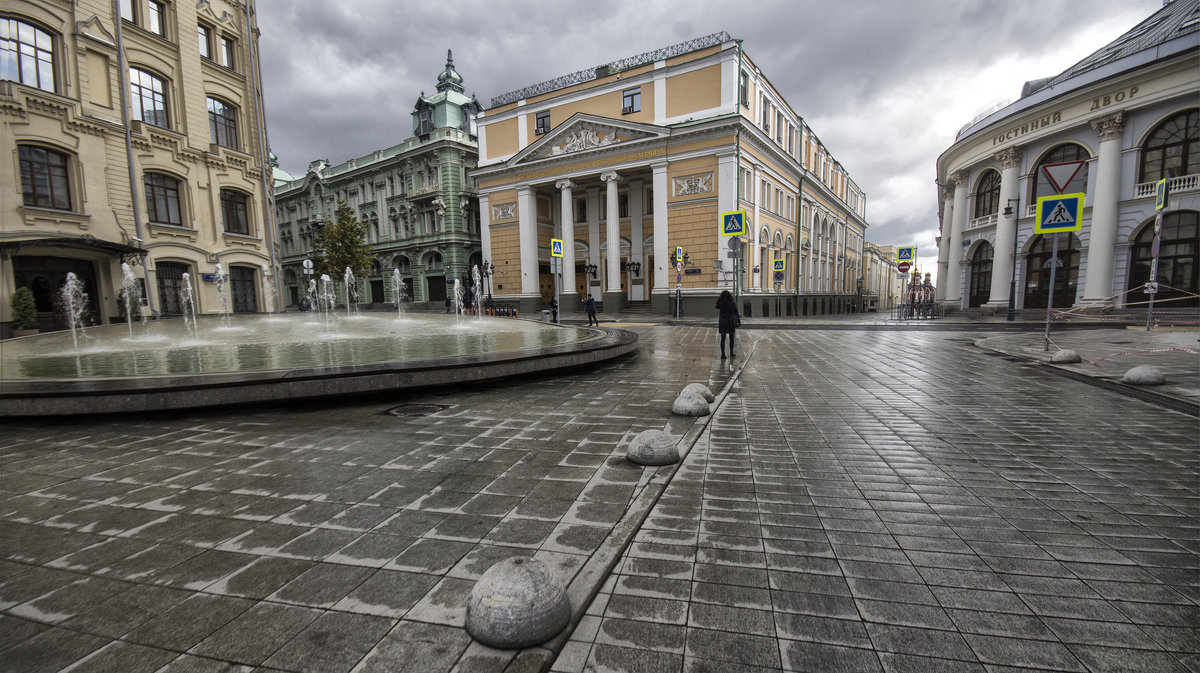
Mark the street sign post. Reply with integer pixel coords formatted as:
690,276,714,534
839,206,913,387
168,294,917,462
897,261,911,274
1035,194,1084,350
1147,179,1169,330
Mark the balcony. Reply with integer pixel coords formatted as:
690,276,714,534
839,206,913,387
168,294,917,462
1135,174,1198,199
965,213,997,231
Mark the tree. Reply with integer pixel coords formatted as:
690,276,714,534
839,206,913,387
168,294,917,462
310,200,374,277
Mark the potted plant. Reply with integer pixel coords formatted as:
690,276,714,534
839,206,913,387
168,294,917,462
10,287,39,337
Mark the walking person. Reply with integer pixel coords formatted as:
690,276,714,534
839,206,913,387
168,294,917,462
715,289,739,359
583,294,598,326
550,297,559,323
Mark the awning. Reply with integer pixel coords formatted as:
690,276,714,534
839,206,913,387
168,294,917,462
0,235,145,262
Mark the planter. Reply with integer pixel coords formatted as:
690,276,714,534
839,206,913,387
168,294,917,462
11,328,39,337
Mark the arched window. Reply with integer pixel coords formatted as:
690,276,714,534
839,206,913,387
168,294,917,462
1139,109,1199,183
18,145,70,209
1128,211,1198,307
2,18,56,92
207,96,238,149
974,170,1001,219
426,252,443,271
1023,233,1082,309
1034,145,1089,201
968,242,993,308
144,172,182,225
130,67,169,128
220,189,249,234
394,256,411,274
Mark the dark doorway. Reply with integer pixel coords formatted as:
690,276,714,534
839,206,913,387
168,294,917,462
1023,233,1081,309
968,242,993,308
370,279,384,304
427,275,446,303
156,261,189,315
13,255,101,330
230,266,257,313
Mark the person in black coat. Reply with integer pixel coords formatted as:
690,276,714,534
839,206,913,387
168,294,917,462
715,289,738,359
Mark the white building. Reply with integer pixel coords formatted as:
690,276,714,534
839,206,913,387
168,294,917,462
935,0,1198,315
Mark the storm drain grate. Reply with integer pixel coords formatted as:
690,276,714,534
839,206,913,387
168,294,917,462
384,403,451,417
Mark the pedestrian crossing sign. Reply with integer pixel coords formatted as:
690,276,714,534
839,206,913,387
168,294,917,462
550,238,563,257
1035,193,1084,234
720,210,747,236
896,247,915,262
773,259,785,271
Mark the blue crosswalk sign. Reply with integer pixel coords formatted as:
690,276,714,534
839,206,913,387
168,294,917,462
1035,194,1084,234
721,210,747,236
897,247,915,262
550,238,563,257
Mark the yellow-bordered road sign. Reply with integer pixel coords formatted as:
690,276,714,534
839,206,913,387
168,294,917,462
550,238,563,257
720,210,747,236
773,259,785,271
1156,179,1169,211
896,246,915,262
1035,193,1084,234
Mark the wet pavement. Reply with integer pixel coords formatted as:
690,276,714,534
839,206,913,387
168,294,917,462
1,317,1197,672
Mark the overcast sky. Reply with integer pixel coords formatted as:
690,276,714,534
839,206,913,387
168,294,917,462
257,0,1163,276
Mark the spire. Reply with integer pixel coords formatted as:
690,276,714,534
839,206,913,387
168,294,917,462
436,47,465,93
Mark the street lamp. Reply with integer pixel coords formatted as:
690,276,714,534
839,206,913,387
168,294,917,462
585,263,598,279
481,260,495,300
627,261,641,276
1003,198,1020,322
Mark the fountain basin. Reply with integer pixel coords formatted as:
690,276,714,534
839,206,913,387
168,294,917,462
0,313,636,417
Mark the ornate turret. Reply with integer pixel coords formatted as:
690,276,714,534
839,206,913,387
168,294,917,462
436,50,465,94
413,48,481,137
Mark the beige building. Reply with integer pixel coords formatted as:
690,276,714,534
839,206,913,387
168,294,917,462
471,33,870,317
2,0,274,335
863,242,899,311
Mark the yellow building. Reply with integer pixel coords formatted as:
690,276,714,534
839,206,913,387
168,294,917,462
2,0,275,335
471,32,869,317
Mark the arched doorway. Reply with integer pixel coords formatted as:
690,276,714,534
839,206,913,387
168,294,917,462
1128,211,1198,307
968,242,993,308
1023,233,1081,309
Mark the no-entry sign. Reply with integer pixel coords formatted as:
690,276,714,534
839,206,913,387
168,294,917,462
898,261,911,273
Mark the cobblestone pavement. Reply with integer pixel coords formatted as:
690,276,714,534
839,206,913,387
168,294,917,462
1,325,1197,673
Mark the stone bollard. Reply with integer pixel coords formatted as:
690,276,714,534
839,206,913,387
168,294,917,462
465,557,570,649
671,391,710,416
1051,349,1082,364
681,382,715,402
1122,364,1165,386
626,429,680,466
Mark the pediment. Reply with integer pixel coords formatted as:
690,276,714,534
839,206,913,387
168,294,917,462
510,113,666,166
76,15,116,46
196,0,239,29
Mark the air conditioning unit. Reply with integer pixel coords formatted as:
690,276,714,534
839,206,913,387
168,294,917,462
535,127,547,135
621,106,635,115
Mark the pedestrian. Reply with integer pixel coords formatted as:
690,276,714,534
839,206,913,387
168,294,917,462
583,293,598,326
445,297,451,313
550,297,559,323
298,296,311,312
715,289,739,359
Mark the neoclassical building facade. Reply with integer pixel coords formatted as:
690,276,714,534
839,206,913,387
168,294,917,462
273,52,481,309
936,0,1198,314
2,0,276,335
471,33,870,317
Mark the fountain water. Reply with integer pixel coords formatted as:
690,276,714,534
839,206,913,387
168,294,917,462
214,263,231,326
343,267,358,316
452,279,465,322
317,274,336,329
471,265,483,321
391,269,408,319
60,272,88,350
120,263,144,339
180,273,199,339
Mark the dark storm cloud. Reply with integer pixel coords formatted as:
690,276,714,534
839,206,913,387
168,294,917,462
257,0,1162,262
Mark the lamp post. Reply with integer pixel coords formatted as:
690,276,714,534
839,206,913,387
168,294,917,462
1003,198,1020,322
585,263,598,279
671,250,690,318
481,260,495,302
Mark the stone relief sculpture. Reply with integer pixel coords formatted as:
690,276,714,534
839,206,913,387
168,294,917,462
673,172,713,196
491,203,517,221
551,127,616,155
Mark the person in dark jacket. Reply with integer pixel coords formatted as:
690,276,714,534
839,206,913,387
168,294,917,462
715,289,738,359
583,294,598,326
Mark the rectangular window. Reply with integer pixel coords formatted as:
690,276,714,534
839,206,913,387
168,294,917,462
645,187,653,214
18,145,71,210
575,197,586,223
119,0,134,22
535,110,550,135
776,112,784,143
787,125,795,154
621,88,641,114
219,36,235,69
221,189,249,235
761,180,770,210
130,67,169,128
198,25,212,59
207,97,238,149
144,173,182,225
618,193,629,218
147,1,166,37
761,98,770,131
739,70,749,107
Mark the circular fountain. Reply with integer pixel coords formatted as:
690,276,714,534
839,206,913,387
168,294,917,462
0,311,636,417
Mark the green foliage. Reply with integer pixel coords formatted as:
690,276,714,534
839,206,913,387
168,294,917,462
10,287,37,329
117,292,143,321
310,200,374,278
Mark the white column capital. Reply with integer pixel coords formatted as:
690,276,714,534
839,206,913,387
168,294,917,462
1089,111,1126,142
600,171,620,183
555,179,576,191
994,148,1023,169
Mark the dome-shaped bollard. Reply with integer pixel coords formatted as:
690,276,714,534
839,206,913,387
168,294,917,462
627,429,679,466
681,382,715,402
1122,364,1165,386
1051,349,1081,364
671,391,710,417
465,557,570,649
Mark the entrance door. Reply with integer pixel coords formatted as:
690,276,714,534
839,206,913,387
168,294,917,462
157,262,188,315
14,255,102,330
1023,234,1081,309
968,243,993,308
427,276,446,303
230,266,257,313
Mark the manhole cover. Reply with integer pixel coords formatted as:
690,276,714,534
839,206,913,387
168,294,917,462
384,404,450,417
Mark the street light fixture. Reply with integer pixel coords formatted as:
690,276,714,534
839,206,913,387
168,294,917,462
585,263,598,279
627,261,641,276
1002,198,1020,322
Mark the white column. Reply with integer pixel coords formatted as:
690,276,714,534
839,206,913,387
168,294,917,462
1082,112,1125,306
517,186,538,296
629,179,644,300
751,165,762,292
602,171,621,294
945,171,970,304
652,163,668,293
988,148,1022,306
556,180,577,297
587,187,600,293
935,183,954,302
478,193,492,266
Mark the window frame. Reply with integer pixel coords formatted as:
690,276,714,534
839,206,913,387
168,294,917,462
1139,109,1199,183
535,110,550,135
207,96,238,150
621,87,641,114
974,170,1001,219
220,188,250,235
144,172,183,226
18,144,72,210
219,35,235,69
2,17,57,93
129,66,170,129
198,24,212,59
147,1,167,37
